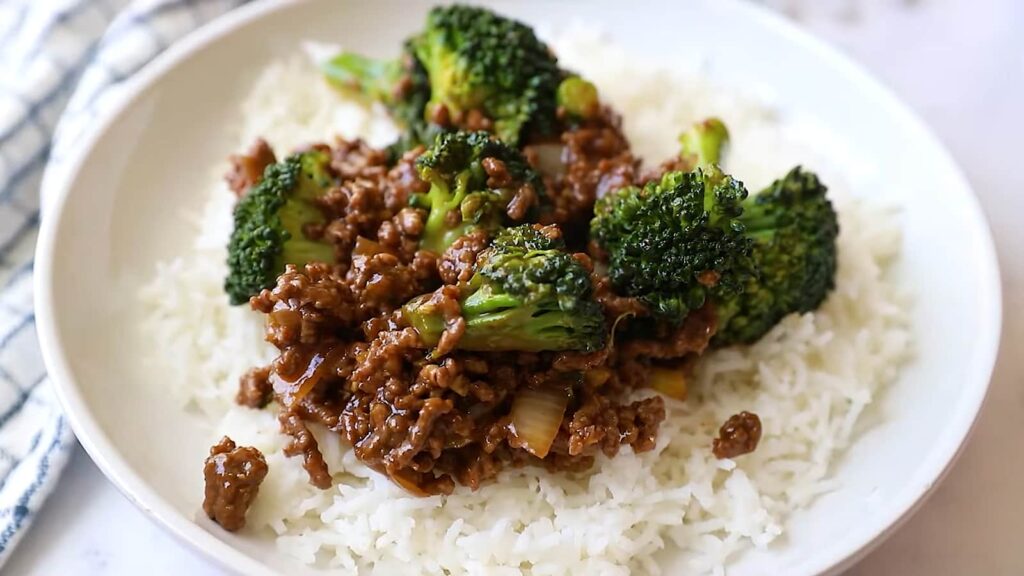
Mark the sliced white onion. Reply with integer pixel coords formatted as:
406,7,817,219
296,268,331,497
531,142,566,179
510,384,570,458
271,346,346,407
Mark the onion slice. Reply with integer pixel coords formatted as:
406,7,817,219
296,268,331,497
528,142,566,179
271,345,346,407
390,469,430,497
510,383,571,458
649,366,687,401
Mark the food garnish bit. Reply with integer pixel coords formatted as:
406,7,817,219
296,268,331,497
412,131,547,254
712,411,762,459
403,224,606,353
323,4,599,152
202,437,268,532
224,150,334,304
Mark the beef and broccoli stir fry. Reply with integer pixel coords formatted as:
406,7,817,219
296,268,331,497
204,4,837,530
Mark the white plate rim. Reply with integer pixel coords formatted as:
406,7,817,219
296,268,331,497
33,0,1003,575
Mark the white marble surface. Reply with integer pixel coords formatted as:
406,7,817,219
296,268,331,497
8,0,1024,574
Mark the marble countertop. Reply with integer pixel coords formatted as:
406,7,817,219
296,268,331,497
7,0,1024,574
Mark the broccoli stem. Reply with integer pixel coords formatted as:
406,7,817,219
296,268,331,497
557,76,600,120
678,118,730,169
322,52,402,102
422,172,473,254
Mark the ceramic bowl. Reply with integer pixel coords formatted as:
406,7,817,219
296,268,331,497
35,1,1001,574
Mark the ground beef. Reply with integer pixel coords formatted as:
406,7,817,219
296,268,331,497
551,348,608,378
225,138,276,197
712,411,763,459
329,137,389,181
202,437,268,531
378,207,426,261
592,274,648,322
463,109,495,132
540,108,638,239
346,239,429,320
384,147,430,211
429,103,452,127
236,366,272,409
620,304,718,360
261,316,678,494
314,139,429,273
228,132,722,498
438,229,489,284
481,157,511,187
419,285,466,357
251,263,358,348
320,180,392,266
277,409,332,489
427,104,494,134
565,391,666,457
409,249,441,286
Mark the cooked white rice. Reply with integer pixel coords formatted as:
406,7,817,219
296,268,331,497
138,28,910,576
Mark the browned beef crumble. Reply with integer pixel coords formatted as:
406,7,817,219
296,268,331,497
236,366,272,409
224,112,745,498
427,103,495,134
620,305,718,360
438,229,489,285
202,437,268,531
531,108,639,242
712,411,763,459
591,274,648,322
225,138,277,197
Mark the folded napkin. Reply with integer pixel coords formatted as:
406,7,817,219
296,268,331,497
0,0,246,566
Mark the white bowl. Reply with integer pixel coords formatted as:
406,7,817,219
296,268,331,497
34,0,1001,574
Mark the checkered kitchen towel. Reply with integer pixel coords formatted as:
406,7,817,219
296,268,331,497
0,0,247,565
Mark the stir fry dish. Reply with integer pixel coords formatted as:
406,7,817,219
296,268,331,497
203,4,837,531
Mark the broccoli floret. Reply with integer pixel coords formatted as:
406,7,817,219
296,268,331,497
322,42,435,159
590,166,755,322
403,225,606,353
414,130,545,254
224,151,335,305
323,6,596,148
410,5,563,145
713,167,839,345
678,117,729,169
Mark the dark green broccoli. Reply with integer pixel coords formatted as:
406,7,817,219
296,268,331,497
322,42,435,158
324,5,570,148
414,130,545,254
410,4,564,145
590,166,755,322
224,151,335,305
403,225,606,353
678,117,729,169
713,167,839,345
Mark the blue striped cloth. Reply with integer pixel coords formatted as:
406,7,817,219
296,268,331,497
0,0,247,566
